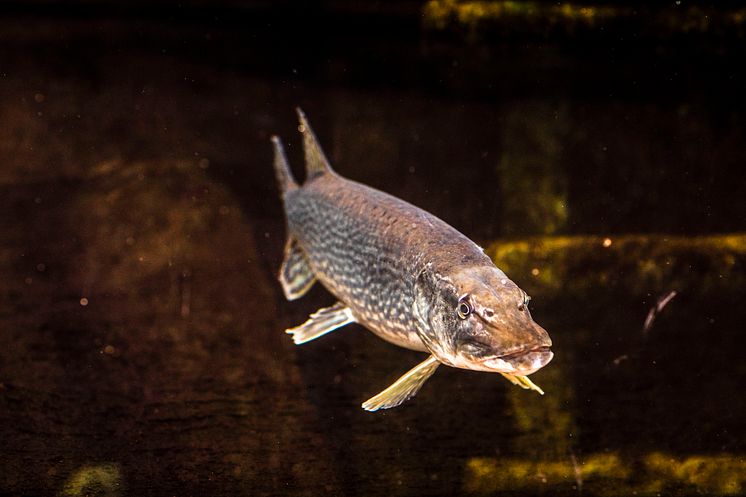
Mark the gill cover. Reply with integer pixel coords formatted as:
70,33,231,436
413,265,461,361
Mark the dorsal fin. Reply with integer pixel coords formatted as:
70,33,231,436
297,107,333,180
271,135,298,198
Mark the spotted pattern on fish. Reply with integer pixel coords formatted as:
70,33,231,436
285,172,490,351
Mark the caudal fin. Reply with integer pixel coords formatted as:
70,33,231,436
271,135,298,198
297,107,334,180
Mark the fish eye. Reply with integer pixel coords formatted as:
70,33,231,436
457,297,472,319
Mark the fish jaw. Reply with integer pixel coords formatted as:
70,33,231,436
442,344,553,375
479,346,554,375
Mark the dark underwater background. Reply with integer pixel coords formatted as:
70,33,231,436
1,2,745,495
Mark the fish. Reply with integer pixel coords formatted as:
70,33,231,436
273,109,553,411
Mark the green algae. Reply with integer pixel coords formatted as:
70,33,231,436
485,234,746,299
424,0,612,32
61,464,121,497
506,352,576,461
464,452,746,495
498,102,569,236
424,0,746,37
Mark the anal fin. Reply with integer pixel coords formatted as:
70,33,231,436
286,302,355,345
279,237,316,300
362,355,441,411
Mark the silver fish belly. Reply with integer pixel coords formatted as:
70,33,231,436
273,109,554,411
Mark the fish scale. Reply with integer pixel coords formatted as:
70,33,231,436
285,172,486,351
272,110,553,411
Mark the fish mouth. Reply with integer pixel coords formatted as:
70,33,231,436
480,346,553,375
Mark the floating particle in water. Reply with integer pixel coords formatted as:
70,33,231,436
603,238,612,247
643,290,677,334
80,298,89,306
36,263,46,272
531,268,540,276
612,354,629,366
34,93,45,103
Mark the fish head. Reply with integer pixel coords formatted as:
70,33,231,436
414,265,553,375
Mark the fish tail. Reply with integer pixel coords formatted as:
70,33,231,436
296,107,334,181
271,135,298,198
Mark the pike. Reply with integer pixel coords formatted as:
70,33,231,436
273,109,553,411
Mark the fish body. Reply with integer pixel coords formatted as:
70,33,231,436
274,110,553,410
287,170,481,353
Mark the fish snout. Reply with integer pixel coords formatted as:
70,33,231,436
481,321,553,375
516,321,554,374
508,346,553,375
532,321,553,349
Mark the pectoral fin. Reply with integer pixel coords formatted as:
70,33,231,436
286,302,356,345
279,237,316,300
500,373,545,395
362,355,441,411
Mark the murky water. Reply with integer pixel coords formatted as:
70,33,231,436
1,11,745,497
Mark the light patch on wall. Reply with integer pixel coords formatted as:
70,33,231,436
61,463,122,497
